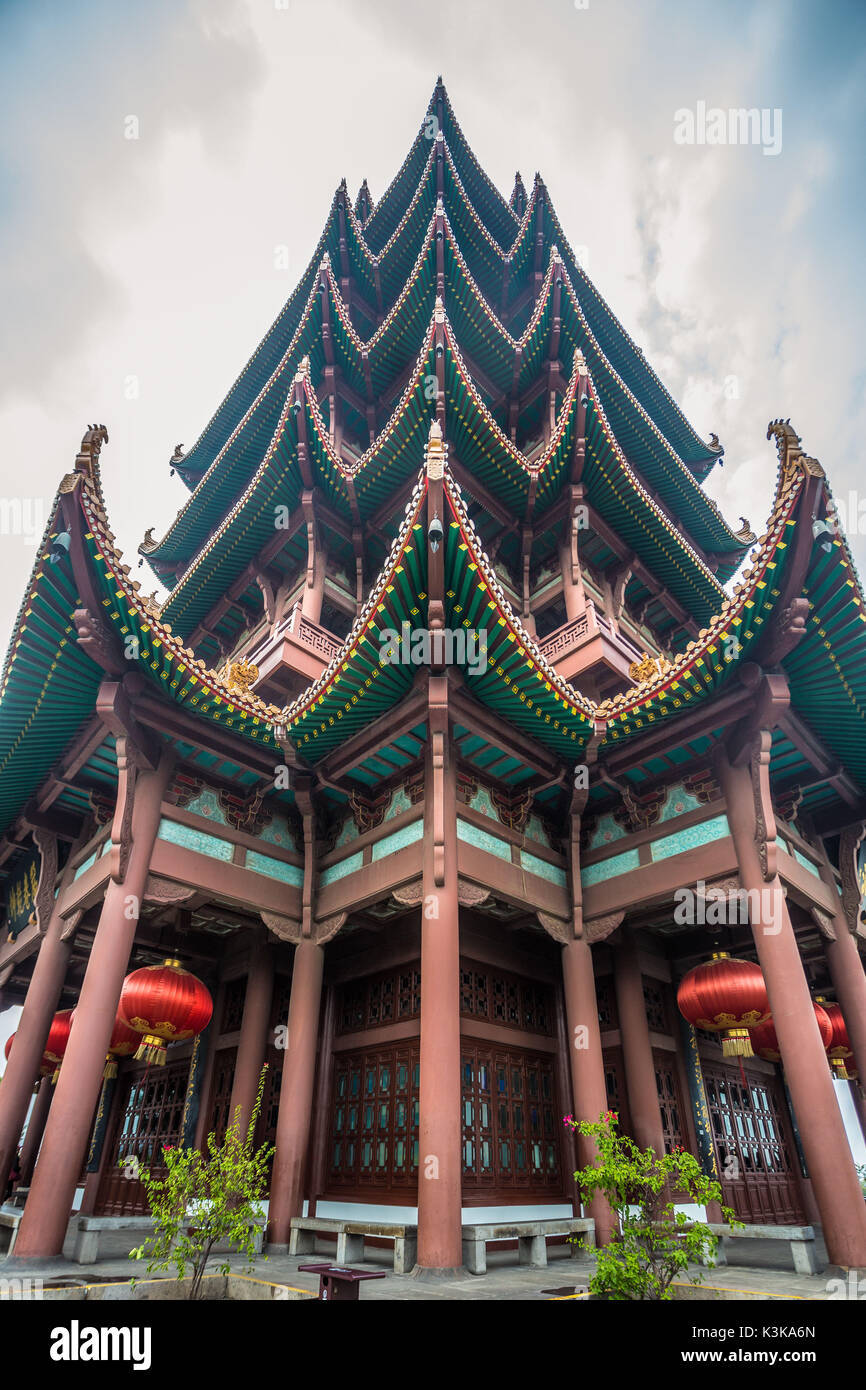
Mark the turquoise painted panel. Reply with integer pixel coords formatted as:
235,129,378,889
457,818,512,863
385,786,413,820
320,851,364,887
650,814,729,863
468,786,498,822
259,814,295,850
787,841,822,878
184,787,228,826
581,849,640,886
587,812,627,850
73,850,99,880
335,816,361,848
524,814,547,846
658,784,702,821
371,819,424,861
157,817,234,862
520,850,566,888
246,851,304,885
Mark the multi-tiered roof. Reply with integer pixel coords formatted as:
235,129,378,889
1,80,864,874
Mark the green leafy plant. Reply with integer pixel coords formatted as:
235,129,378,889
129,1066,274,1300
857,1163,866,1200
564,1110,742,1301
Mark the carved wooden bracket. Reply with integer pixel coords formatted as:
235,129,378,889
32,828,58,934
261,911,301,944
457,880,491,908
295,776,316,938
750,731,777,881
584,911,625,944
107,736,138,885
391,880,423,907
60,908,83,943
810,907,836,941
537,911,570,945
73,606,125,676
143,876,197,907
261,909,346,946
839,823,866,934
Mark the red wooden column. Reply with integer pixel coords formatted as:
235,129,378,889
17,1078,53,1185
415,675,463,1273
267,939,324,1248
14,744,172,1259
227,931,274,1140
819,830,866,1092
719,744,866,1268
613,930,666,1156
561,937,618,1248
0,853,78,1203
268,777,324,1249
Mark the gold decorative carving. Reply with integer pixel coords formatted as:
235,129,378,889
627,652,671,685
221,660,259,696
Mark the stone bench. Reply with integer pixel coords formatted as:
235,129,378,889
461,1218,596,1276
73,1212,265,1265
0,1208,22,1257
704,1222,819,1276
288,1217,417,1275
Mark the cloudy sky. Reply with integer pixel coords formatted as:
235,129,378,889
0,0,864,647
1,0,866,1150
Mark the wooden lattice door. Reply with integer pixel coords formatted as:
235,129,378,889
95,1061,190,1216
702,1062,805,1224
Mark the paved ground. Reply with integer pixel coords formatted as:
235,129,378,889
0,1220,844,1299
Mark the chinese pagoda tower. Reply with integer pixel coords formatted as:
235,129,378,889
2,79,866,1276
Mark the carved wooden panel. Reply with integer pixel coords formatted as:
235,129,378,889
701,1062,805,1225
652,1049,686,1153
95,1061,190,1217
327,1043,420,1194
461,1044,562,1197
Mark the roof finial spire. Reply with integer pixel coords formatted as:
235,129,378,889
425,418,445,480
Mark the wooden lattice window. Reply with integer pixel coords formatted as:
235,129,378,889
327,1044,420,1192
336,965,421,1034
459,959,553,1036
221,977,247,1034
95,1061,190,1217
596,977,618,1030
652,1051,685,1154
643,980,668,1032
207,1046,238,1146
462,1044,561,1195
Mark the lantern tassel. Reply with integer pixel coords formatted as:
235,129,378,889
134,1034,168,1066
722,1028,754,1058
103,1055,118,1081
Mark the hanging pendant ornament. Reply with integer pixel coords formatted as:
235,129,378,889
676,952,770,1058
119,958,213,1067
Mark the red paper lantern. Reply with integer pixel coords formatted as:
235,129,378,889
676,952,770,1057
70,1008,142,1080
119,958,213,1066
4,1031,61,1078
43,1009,74,1084
821,1002,855,1080
750,1002,833,1063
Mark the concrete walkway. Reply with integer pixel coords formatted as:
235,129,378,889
0,1226,843,1300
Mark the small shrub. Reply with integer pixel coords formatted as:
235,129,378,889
129,1066,274,1299
565,1110,742,1300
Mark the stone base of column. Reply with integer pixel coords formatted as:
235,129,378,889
409,1264,468,1281
266,1242,290,1256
